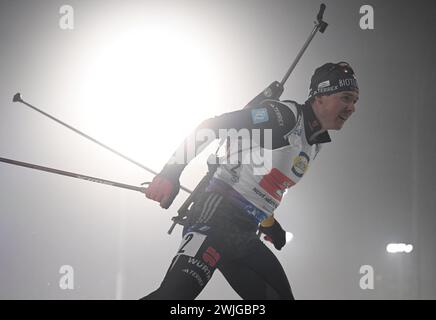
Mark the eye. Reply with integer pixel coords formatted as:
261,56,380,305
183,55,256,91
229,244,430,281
341,95,358,104
341,96,352,103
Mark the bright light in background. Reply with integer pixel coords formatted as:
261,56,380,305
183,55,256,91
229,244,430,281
386,243,414,253
77,21,224,170
286,231,294,243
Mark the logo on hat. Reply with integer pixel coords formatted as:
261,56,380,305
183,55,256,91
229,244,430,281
318,80,330,89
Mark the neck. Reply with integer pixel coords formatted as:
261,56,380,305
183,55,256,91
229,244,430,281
302,102,326,143
307,101,326,129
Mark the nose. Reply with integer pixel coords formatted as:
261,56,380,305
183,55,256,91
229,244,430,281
346,102,356,114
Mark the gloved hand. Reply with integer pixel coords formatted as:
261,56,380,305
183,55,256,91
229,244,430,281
259,220,286,250
144,175,180,209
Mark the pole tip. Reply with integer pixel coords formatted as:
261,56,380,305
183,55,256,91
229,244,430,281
13,93,22,103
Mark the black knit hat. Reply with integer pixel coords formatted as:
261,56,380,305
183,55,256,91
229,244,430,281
308,62,359,99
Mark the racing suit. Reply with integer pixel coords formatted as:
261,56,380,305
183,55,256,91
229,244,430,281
142,99,331,300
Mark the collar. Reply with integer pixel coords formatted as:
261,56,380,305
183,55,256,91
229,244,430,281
301,102,331,145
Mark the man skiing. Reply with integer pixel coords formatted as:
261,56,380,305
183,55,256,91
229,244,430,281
142,61,359,299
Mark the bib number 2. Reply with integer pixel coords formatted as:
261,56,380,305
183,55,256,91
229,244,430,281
177,232,207,257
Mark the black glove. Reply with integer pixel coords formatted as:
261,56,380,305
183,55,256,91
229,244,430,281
259,220,286,250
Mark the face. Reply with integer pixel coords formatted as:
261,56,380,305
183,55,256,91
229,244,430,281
313,90,359,130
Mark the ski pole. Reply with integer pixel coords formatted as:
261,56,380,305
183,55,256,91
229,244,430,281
0,156,147,193
11,93,192,194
